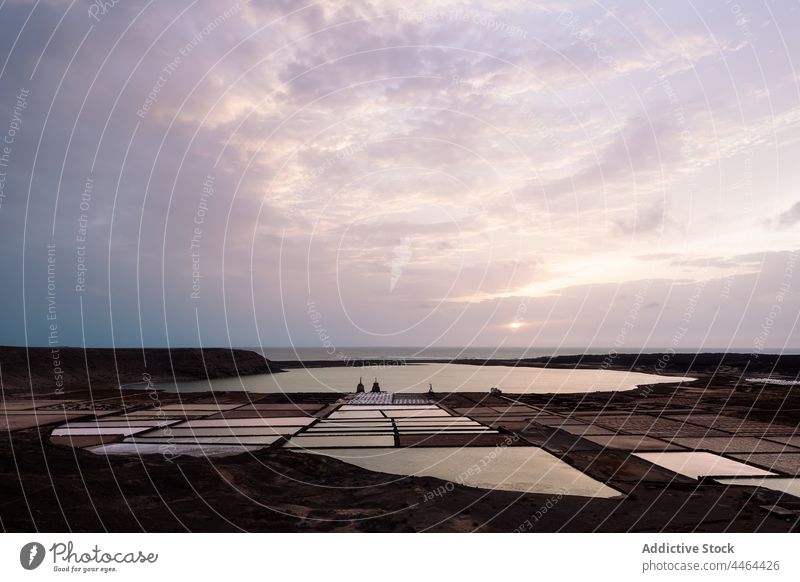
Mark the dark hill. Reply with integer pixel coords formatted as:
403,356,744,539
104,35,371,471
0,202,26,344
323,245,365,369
0,346,281,395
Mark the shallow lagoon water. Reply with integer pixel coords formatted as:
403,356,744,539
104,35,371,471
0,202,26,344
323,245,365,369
635,451,776,479
152,363,692,394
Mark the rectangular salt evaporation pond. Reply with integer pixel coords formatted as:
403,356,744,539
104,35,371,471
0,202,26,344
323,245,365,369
140,426,301,437
301,447,620,498
338,405,439,411
52,426,160,437
153,363,694,394
315,418,392,426
394,417,478,424
249,403,322,411
61,420,175,428
394,420,491,432
306,425,392,430
127,436,282,445
635,452,777,479
123,411,201,419
398,430,492,435
177,417,313,427
159,404,243,411
91,443,265,457
327,410,386,419
285,435,396,448
300,434,396,439
383,409,451,418
307,432,396,437
306,427,395,433
398,428,492,434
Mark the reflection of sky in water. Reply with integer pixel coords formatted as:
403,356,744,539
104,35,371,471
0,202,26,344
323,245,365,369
153,363,692,394
302,447,621,498
715,477,800,499
635,452,776,479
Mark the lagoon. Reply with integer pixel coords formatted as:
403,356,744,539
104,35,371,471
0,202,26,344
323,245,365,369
150,362,692,394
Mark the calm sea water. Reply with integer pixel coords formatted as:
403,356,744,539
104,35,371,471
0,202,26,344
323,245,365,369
153,362,694,394
248,346,799,361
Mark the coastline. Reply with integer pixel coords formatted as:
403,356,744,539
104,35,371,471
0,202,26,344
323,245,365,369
3,346,797,396
273,352,800,379
2,347,798,533
0,346,280,396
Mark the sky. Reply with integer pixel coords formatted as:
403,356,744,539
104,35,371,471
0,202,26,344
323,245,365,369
0,0,798,351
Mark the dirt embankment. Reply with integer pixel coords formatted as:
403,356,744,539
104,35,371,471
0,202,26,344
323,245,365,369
0,346,281,395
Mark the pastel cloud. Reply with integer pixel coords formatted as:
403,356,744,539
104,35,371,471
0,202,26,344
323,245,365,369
0,0,797,350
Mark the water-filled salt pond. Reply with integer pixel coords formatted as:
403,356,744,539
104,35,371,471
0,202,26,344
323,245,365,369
300,447,621,498
150,363,692,394
715,477,800,498
635,451,776,479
